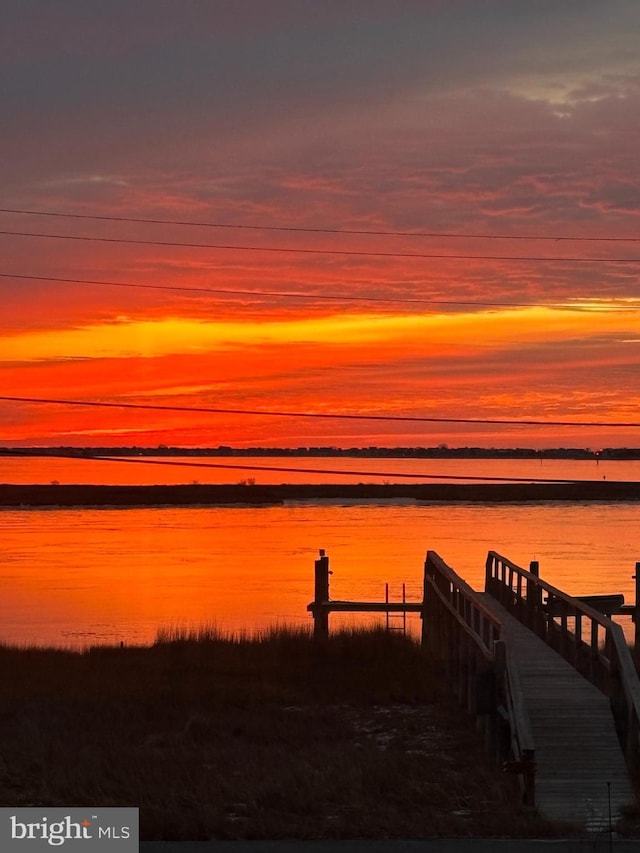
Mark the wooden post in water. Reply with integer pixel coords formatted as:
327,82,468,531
312,549,331,640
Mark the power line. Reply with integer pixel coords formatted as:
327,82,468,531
2,229,640,263
1,207,639,243
0,271,540,308
2,395,638,428
4,272,638,312
26,451,583,484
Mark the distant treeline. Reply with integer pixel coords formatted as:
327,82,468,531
2,445,640,460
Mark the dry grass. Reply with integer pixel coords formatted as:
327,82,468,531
0,628,569,840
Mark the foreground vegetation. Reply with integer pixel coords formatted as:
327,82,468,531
0,628,590,840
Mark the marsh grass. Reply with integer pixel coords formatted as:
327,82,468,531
0,627,567,840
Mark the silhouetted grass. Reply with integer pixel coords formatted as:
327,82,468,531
0,628,571,840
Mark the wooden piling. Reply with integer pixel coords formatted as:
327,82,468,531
312,549,331,640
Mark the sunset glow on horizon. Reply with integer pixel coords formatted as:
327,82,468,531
2,2,640,450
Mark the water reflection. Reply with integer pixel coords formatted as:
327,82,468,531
0,502,638,648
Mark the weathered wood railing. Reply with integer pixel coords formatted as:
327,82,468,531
423,551,500,667
499,639,536,805
485,550,640,769
423,551,535,804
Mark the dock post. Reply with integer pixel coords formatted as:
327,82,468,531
493,640,508,761
484,552,493,594
634,562,640,666
421,559,429,645
313,549,331,640
527,560,541,628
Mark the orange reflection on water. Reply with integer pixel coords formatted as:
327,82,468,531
1,502,638,648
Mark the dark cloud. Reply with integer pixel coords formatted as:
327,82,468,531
3,2,638,137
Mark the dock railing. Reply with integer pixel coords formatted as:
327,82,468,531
424,550,535,804
485,550,640,769
423,550,501,667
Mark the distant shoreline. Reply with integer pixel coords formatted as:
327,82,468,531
2,445,640,459
1,481,639,506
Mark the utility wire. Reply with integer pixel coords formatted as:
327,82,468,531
1,207,639,243
4,272,638,312
23,451,585,484
2,230,640,263
1,396,638,428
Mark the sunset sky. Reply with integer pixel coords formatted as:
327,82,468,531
2,0,639,449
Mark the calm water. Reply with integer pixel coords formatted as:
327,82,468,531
1,498,639,648
2,454,639,485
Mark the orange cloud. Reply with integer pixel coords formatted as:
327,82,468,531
1,301,638,447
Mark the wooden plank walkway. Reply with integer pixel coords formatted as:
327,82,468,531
479,594,634,830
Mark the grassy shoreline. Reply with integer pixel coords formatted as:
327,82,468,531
1,480,640,507
0,627,577,841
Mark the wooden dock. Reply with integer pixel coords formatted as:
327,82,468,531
307,551,421,638
480,593,633,828
309,600,423,614
308,549,640,829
